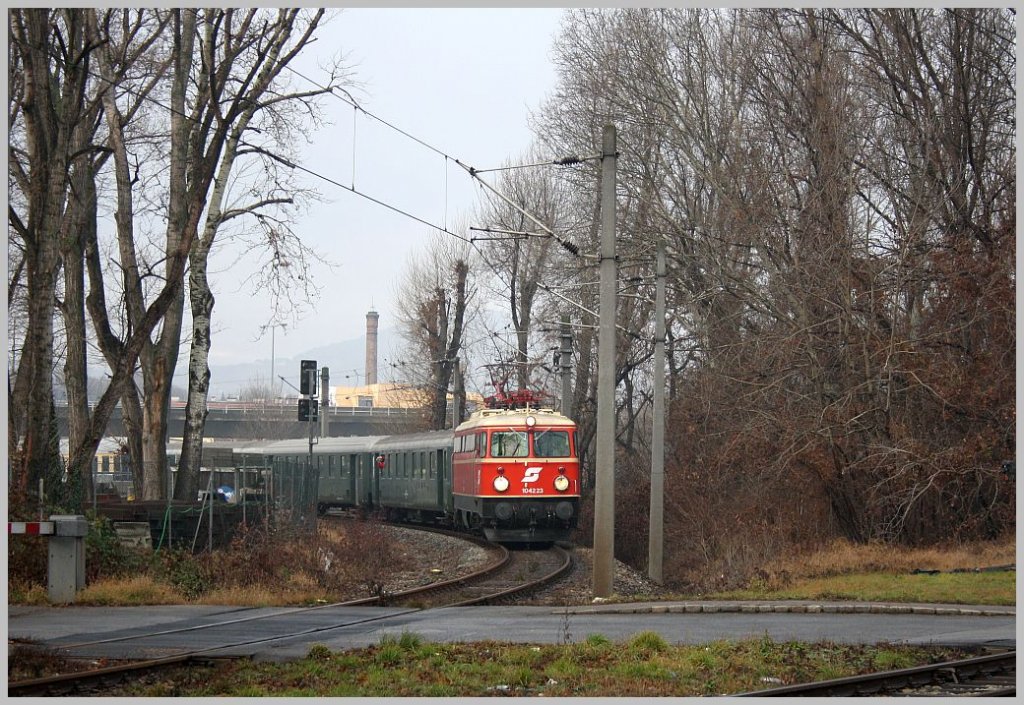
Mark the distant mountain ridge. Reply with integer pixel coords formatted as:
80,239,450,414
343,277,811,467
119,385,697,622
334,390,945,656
175,327,400,398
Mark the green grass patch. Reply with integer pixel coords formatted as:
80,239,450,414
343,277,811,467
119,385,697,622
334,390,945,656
104,635,969,697
712,570,1015,605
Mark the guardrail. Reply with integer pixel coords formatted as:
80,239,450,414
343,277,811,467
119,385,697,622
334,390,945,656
54,400,422,416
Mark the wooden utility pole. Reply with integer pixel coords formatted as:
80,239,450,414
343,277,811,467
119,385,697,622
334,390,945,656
648,238,666,583
593,124,617,598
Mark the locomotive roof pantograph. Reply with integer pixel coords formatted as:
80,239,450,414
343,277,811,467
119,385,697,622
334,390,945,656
457,406,576,432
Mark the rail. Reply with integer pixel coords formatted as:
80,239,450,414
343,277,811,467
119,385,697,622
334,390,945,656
7,524,576,696
738,650,1016,697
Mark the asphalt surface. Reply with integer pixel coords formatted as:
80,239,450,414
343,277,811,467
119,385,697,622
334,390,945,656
8,600,1015,663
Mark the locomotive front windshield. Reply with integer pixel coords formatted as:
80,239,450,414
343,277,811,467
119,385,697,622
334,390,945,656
533,430,570,457
491,430,528,457
488,428,572,458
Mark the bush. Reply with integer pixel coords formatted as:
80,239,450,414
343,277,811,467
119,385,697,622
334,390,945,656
627,631,669,656
149,549,210,600
85,513,143,581
307,643,334,661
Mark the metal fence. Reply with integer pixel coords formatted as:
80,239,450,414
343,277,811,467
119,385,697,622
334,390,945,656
266,459,319,534
88,456,321,550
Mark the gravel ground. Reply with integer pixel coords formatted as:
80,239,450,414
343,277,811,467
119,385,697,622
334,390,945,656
376,524,494,594
524,546,673,605
378,524,670,605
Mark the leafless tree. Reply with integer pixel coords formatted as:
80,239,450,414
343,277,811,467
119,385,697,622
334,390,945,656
173,8,346,501
394,231,477,430
535,7,1014,578
8,10,109,500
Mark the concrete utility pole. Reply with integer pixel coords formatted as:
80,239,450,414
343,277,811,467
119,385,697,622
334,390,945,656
320,366,330,437
452,358,462,429
648,238,667,583
593,124,617,598
560,315,572,418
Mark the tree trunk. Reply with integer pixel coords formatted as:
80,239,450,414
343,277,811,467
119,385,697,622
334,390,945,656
59,149,98,504
119,380,146,498
429,262,468,429
9,9,91,496
135,8,195,500
175,252,215,500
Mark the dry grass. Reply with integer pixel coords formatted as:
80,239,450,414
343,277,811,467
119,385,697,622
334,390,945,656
17,519,412,607
196,586,328,607
8,582,49,606
770,537,1016,582
76,576,182,606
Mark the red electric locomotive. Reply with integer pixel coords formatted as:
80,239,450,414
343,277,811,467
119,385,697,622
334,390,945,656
451,393,580,544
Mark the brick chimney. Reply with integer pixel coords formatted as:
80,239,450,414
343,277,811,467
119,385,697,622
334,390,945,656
365,309,379,385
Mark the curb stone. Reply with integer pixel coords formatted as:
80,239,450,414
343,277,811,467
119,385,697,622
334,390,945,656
557,602,1015,617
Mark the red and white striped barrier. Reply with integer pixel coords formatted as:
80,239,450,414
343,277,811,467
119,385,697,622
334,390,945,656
8,521,55,535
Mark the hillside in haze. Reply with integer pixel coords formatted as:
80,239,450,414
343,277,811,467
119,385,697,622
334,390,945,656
175,327,401,399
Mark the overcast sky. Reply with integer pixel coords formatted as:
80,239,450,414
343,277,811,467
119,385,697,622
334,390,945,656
204,8,566,375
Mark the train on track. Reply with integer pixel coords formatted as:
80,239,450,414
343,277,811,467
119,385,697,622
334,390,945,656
245,403,581,544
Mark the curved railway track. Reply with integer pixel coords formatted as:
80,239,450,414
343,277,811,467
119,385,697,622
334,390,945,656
739,650,1016,697
9,524,572,697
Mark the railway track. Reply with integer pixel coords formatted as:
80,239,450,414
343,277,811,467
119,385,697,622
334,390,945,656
7,653,226,697
8,525,572,696
739,650,1016,697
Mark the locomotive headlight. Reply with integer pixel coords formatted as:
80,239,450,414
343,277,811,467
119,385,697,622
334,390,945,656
526,415,537,428
493,475,510,492
554,474,570,492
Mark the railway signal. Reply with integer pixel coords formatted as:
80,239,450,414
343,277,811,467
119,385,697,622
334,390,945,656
298,398,318,422
300,359,317,395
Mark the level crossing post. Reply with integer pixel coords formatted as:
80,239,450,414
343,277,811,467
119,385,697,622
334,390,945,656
47,515,88,602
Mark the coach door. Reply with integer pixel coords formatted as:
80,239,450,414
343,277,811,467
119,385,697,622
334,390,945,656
353,453,371,507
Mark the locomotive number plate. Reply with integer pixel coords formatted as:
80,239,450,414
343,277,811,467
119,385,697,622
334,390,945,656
522,487,545,494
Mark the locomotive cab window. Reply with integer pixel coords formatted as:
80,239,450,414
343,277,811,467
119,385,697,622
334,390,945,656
533,430,570,458
491,430,528,458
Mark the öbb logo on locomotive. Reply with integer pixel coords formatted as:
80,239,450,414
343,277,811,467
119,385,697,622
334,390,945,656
522,467,543,483
254,403,581,544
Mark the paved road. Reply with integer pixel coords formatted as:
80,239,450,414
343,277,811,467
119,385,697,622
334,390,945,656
8,601,1014,664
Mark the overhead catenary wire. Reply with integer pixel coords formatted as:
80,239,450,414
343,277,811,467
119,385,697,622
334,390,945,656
453,157,581,257
46,42,616,351
283,63,585,257
238,140,472,245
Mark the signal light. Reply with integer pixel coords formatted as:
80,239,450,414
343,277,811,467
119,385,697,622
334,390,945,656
298,398,318,421
300,360,317,395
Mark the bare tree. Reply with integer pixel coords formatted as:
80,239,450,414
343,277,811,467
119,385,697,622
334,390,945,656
174,8,345,501
394,232,476,430
8,10,99,500
535,7,1014,579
